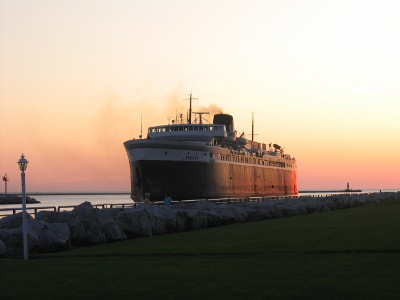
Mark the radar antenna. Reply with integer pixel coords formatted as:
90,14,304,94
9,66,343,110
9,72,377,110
193,112,209,124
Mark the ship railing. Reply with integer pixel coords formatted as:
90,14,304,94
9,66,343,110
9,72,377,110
0,206,57,219
57,203,135,212
140,198,268,206
0,203,136,218
207,195,296,204
146,195,297,206
144,195,300,206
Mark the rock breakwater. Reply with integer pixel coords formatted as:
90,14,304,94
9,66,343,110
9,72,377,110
0,195,40,205
0,192,398,258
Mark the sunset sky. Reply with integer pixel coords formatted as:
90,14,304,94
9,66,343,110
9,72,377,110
1,0,399,193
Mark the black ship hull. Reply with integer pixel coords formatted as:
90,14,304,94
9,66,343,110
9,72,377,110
128,159,297,201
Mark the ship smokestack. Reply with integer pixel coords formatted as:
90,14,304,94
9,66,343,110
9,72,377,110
213,114,234,132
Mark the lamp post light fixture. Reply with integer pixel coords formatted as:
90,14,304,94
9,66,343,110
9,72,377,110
17,153,29,260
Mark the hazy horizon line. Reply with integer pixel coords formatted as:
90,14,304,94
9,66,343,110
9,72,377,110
2,188,399,196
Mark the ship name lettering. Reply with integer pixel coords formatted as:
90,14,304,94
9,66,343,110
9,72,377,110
185,155,199,160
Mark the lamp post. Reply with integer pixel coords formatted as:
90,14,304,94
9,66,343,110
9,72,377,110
17,154,29,260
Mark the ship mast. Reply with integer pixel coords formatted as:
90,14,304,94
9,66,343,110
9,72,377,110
184,92,198,124
140,114,143,139
251,112,254,142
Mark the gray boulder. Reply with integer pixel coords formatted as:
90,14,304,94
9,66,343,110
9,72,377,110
37,211,106,246
73,218,106,245
183,209,223,230
261,202,284,219
221,204,249,223
0,219,70,257
71,201,95,219
27,220,70,253
0,212,34,229
243,206,271,222
116,208,152,237
0,226,39,257
100,219,127,242
174,209,190,232
143,206,176,234
71,202,126,242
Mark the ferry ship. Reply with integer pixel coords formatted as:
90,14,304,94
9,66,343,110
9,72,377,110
123,94,298,201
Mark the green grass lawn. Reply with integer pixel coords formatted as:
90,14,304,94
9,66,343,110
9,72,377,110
1,196,400,299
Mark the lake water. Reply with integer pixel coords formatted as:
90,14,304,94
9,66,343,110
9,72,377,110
0,189,399,214
0,194,133,215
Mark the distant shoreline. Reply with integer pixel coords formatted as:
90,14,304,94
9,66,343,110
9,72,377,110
299,190,362,193
3,190,399,198
0,195,41,205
